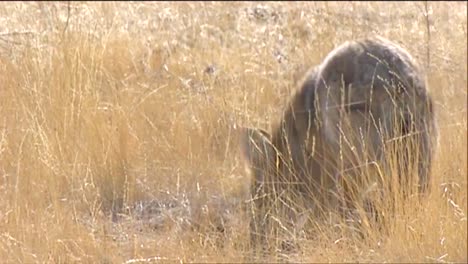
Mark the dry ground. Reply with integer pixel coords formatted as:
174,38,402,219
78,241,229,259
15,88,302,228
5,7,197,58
0,2,466,263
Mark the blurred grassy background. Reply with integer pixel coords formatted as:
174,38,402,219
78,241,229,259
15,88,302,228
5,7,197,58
0,2,465,263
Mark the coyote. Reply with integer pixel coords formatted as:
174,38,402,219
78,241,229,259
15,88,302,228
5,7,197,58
240,36,438,254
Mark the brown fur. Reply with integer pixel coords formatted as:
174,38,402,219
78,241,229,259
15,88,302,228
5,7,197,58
240,36,438,254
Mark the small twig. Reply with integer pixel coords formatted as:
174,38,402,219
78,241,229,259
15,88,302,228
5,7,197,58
0,31,36,37
0,38,22,45
423,1,431,71
63,1,71,36
125,256,169,263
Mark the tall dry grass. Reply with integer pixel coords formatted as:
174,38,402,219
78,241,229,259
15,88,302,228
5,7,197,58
0,2,465,263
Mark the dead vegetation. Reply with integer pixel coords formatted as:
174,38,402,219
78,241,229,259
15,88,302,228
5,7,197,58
0,2,465,263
